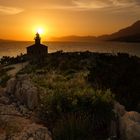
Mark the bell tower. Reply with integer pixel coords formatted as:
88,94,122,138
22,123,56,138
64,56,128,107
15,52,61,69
35,32,41,45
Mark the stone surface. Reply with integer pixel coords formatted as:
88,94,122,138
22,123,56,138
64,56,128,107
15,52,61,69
6,75,39,110
6,78,17,95
113,102,140,140
0,129,6,140
0,85,52,140
0,96,9,105
11,123,52,140
114,101,126,117
0,104,20,116
0,114,52,140
120,111,140,140
27,87,39,110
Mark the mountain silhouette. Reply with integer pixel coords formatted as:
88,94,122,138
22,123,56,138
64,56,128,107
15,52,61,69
50,35,97,42
1,21,140,42
50,21,140,42
98,20,140,42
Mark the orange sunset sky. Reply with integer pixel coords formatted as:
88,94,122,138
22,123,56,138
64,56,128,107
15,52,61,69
0,0,140,41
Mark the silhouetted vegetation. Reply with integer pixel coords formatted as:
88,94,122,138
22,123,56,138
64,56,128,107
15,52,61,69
0,54,28,87
88,53,140,112
0,53,27,65
28,51,140,113
32,71,114,140
0,65,11,87
18,51,140,139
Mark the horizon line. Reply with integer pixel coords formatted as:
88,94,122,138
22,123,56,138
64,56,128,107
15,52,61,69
0,34,103,42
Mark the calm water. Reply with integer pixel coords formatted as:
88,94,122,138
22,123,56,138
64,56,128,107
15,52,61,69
0,41,140,57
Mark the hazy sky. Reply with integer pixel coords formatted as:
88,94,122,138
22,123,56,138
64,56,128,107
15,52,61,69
0,0,140,40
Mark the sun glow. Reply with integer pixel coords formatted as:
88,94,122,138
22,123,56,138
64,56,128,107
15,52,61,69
32,25,47,36
37,28,44,34
31,25,47,41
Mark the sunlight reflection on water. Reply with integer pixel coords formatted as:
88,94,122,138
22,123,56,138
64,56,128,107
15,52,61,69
0,41,140,57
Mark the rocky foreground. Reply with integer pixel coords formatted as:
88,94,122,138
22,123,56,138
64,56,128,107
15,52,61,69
0,75,140,140
0,75,52,140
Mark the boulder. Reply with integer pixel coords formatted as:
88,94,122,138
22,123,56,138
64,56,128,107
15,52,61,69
27,87,39,110
6,78,17,95
0,75,52,140
0,104,51,140
6,75,39,110
120,111,140,140
11,123,52,140
0,113,52,140
114,101,126,117
0,96,9,105
0,88,5,97
0,129,6,140
113,102,140,140
0,104,21,117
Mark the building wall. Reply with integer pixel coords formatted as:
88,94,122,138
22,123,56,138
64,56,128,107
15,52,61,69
27,45,48,64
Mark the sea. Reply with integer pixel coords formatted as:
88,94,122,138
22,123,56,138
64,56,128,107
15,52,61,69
0,41,140,57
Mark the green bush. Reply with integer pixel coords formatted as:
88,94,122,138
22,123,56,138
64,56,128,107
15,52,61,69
32,71,114,139
88,54,140,112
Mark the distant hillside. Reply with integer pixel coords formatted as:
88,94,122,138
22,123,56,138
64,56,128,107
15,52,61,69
98,20,140,42
0,39,18,42
50,35,97,42
1,20,140,43
0,39,33,43
50,21,140,42
0,39,9,42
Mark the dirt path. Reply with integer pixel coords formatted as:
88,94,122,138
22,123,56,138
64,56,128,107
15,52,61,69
5,62,29,77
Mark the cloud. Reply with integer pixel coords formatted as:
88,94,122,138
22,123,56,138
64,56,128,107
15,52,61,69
35,0,140,11
73,0,108,9
0,0,139,12
29,0,109,10
71,0,139,10
0,5,23,15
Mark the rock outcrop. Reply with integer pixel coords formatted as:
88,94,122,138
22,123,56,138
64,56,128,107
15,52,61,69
120,111,140,140
11,123,52,140
6,75,39,110
114,102,140,140
0,113,52,140
114,101,126,117
0,86,52,140
4,75,140,140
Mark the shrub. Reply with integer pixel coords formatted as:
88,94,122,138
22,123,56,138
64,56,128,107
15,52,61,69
88,54,140,112
32,71,114,139
53,112,95,140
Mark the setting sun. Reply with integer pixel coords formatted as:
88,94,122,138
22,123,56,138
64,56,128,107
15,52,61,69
37,28,44,35
30,25,48,41
32,25,47,36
